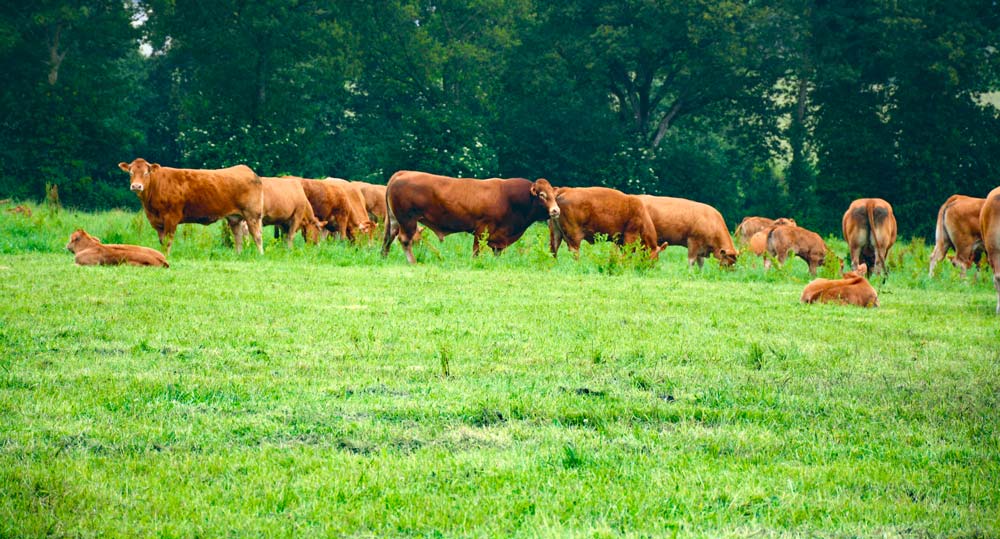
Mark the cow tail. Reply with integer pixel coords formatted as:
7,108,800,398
381,179,397,255
934,202,951,250
866,201,880,259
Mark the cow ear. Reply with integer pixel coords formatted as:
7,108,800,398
118,162,130,172
530,185,538,196
150,163,161,172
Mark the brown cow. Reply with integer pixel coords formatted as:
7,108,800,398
255,177,327,247
800,264,878,307
353,181,387,222
550,187,665,260
382,171,559,264
118,158,264,255
765,224,832,275
638,195,737,267
748,229,770,256
323,178,377,240
66,229,169,267
928,194,986,277
735,216,797,244
842,198,897,276
298,178,373,242
981,186,1000,314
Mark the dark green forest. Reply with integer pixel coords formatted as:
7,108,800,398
1,1,998,236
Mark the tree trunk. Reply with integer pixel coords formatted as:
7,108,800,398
47,24,67,86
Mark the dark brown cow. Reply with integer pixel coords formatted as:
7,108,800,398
382,171,559,264
765,224,832,275
66,229,169,267
929,194,986,277
298,178,373,242
638,195,737,267
353,181,387,222
550,187,665,260
323,178,377,240
735,216,797,244
842,198,897,276
257,177,327,247
118,158,264,255
981,186,1000,314
800,264,878,307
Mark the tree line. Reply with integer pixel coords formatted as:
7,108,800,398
1,0,998,236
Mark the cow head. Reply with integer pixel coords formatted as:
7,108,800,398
302,217,328,244
66,228,100,253
717,248,738,267
774,217,797,227
530,178,560,218
118,158,160,194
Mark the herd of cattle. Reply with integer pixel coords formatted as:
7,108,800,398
55,158,1000,314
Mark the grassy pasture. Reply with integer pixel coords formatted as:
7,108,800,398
1,203,998,538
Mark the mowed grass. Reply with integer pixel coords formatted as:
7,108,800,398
1,203,998,538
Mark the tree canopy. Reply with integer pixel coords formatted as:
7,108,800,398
1,0,998,236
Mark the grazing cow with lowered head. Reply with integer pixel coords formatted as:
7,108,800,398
843,198,897,276
66,229,169,267
638,195,737,267
324,178,377,241
382,171,560,264
353,181,387,223
256,177,327,247
800,264,878,307
118,158,264,255
929,194,986,277
766,224,832,275
298,178,374,242
981,186,1000,314
550,187,665,260
735,216,797,244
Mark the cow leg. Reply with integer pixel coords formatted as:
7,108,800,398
381,219,399,257
848,243,862,273
928,239,950,276
227,217,246,254
399,231,417,264
284,222,296,249
245,217,264,254
471,226,490,257
548,220,563,258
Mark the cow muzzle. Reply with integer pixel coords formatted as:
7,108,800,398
549,207,560,218
130,183,143,192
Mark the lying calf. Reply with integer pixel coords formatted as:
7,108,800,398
800,264,877,307
66,229,169,267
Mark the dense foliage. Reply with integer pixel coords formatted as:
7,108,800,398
1,1,998,235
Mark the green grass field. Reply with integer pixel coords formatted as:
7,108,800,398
1,203,998,538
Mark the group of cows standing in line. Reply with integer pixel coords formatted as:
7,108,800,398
60,158,1000,314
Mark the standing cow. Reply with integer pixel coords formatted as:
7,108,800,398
257,177,327,247
382,171,560,264
980,186,1000,314
550,187,665,260
766,224,832,276
735,216,797,245
638,195,737,267
118,158,264,255
353,181,387,223
842,198,897,276
928,194,986,277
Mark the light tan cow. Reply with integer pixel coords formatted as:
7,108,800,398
980,186,1000,314
66,229,169,267
928,194,986,277
842,198,897,276
638,195,737,267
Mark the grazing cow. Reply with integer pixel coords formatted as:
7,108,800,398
735,216,797,244
353,181,387,222
382,171,560,264
550,187,665,260
118,158,264,255
842,198,897,276
981,186,1000,314
298,178,374,242
766,224,832,275
256,177,327,247
323,178,377,240
638,195,737,267
800,264,878,307
928,194,986,277
748,229,770,256
66,229,169,267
